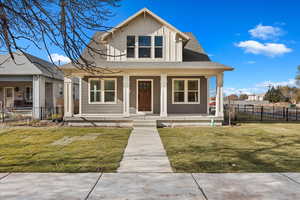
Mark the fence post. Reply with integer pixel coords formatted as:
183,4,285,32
286,108,289,121
273,106,275,120
261,106,263,121
282,107,285,120
296,107,298,121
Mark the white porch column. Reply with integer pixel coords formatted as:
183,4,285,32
215,73,224,117
32,75,45,119
160,73,168,117
205,76,210,115
78,77,82,115
123,74,130,117
64,77,73,117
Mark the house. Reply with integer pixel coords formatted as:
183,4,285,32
61,8,233,126
247,93,265,101
0,52,64,119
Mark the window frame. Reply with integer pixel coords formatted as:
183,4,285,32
138,35,152,58
126,35,136,58
25,86,33,102
154,36,163,58
172,78,200,104
88,78,117,104
126,35,164,60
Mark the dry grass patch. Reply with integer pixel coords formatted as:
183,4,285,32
158,123,300,173
0,127,131,172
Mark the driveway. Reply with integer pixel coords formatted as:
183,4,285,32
0,173,300,200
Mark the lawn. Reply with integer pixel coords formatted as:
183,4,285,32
0,127,131,172
158,123,300,173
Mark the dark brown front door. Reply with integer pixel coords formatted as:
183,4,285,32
138,80,152,112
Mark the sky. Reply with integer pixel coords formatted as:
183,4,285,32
25,0,300,96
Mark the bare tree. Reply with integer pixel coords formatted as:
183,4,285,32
297,65,300,86
0,0,120,72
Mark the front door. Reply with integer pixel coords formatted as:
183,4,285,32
138,80,152,113
4,87,14,108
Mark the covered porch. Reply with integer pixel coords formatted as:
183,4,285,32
64,68,225,126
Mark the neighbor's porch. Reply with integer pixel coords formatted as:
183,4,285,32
64,70,224,125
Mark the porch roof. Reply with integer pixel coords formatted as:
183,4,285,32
61,61,233,71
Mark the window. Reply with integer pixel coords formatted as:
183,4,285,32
138,36,151,58
172,79,200,104
127,36,135,58
155,36,163,58
25,87,32,102
89,79,117,104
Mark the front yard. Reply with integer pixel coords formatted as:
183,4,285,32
0,127,131,172
158,123,300,173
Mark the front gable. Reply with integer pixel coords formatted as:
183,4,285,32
103,8,189,62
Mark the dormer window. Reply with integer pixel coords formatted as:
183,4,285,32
127,36,135,58
138,36,151,58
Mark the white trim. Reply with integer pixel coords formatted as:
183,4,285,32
4,87,14,108
172,78,200,104
79,77,82,114
136,79,153,114
123,74,130,116
101,8,189,41
88,78,117,104
160,73,168,117
206,76,210,114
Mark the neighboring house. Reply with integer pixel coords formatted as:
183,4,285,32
61,8,233,125
247,93,265,101
0,52,64,119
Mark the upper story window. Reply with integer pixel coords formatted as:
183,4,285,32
155,36,163,58
127,36,135,58
138,36,151,58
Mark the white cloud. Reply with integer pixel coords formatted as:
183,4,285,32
249,24,284,40
246,61,256,64
256,79,297,88
236,40,292,57
48,53,70,64
224,79,297,96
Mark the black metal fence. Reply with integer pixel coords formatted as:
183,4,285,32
1,106,64,122
224,104,300,122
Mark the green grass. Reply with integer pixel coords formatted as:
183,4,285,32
158,123,300,173
0,127,131,172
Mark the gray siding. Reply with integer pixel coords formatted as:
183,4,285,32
129,76,161,114
81,76,123,114
167,76,207,114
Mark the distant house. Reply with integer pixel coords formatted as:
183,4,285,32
247,93,265,101
61,8,233,126
0,52,64,119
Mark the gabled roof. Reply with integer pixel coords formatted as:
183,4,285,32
101,8,190,41
0,52,64,80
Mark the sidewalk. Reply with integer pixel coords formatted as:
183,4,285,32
0,173,300,199
117,126,172,172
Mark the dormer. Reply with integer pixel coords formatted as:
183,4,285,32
101,8,190,62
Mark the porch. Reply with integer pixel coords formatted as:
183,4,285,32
64,114,224,127
64,70,224,126
0,75,64,119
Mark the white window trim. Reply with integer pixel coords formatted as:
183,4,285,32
172,78,200,104
126,35,164,61
88,78,117,104
25,86,33,102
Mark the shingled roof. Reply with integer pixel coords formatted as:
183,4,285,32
0,52,64,80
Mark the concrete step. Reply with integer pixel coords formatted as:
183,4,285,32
133,120,157,127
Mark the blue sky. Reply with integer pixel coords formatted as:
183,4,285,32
27,0,300,95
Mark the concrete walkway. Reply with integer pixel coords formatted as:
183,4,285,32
1,173,300,199
117,126,172,172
